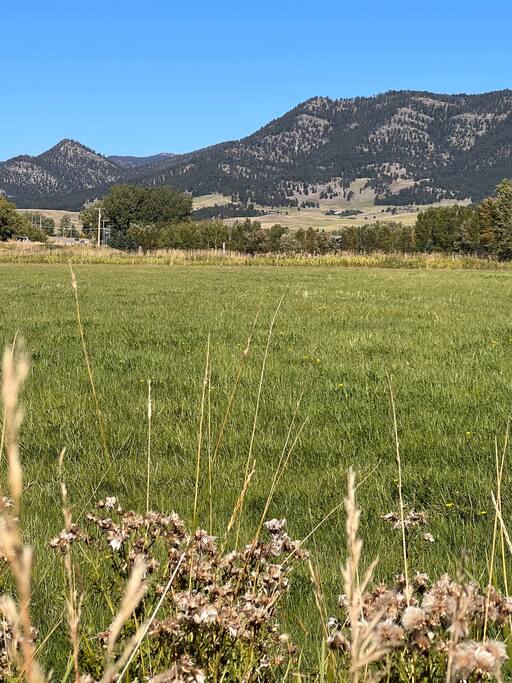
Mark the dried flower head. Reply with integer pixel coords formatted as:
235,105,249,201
327,631,350,651
402,606,426,632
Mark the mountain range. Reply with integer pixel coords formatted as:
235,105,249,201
2,89,512,210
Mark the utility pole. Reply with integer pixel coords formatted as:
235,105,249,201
96,207,102,247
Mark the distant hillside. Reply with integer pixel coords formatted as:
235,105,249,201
0,139,122,209
2,90,512,209
142,89,512,207
108,153,175,168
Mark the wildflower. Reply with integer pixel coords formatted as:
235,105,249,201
404,510,428,528
402,606,426,631
474,645,498,674
49,524,89,551
413,631,433,651
456,640,509,677
422,578,458,624
96,629,110,647
151,656,206,683
194,529,217,554
453,641,477,679
257,655,270,670
445,502,454,508
481,640,508,668
361,588,401,621
380,511,399,524
412,572,430,591
109,535,124,551
264,518,287,535
448,614,469,639
338,594,349,610
327,616,340,630
327,631,350,651
193,606,218,625
394,573,406,590
374,619,404,647
96,496,122,512
498,596,512,623
423,532,435,543
381,509,428,530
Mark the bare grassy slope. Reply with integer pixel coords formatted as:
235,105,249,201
18,208,81,229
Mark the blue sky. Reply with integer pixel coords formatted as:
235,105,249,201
2,0,511,160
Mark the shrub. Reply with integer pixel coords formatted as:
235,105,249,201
0,196,26,241
49,503,304,680
14,222,48,242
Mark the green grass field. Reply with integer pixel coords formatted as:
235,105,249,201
2,263,512,671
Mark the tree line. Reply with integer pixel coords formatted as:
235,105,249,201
408,179,512,260
77,179,512,258
3,178,512,258
128,220,338,254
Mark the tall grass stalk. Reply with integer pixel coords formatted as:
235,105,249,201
146,380,152,514
207,359,213,535
57,449,82,683
32,267,118,599
255,399,307,544
192,335,210,531
483,431,509,641
342,468,383,682
69,264,110,461
234,295,284,548
1,345,44,682
114,552,186,683
496,427,509,597
102,556,146,681
0,331,18,469
491,491,512,558
388,376,410,606
211,310,259,466
282,498,346,567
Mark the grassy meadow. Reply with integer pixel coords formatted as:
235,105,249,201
226,205,421,231
192,190,422,231
2,263,512,672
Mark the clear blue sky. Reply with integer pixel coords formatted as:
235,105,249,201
2,0,511,160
